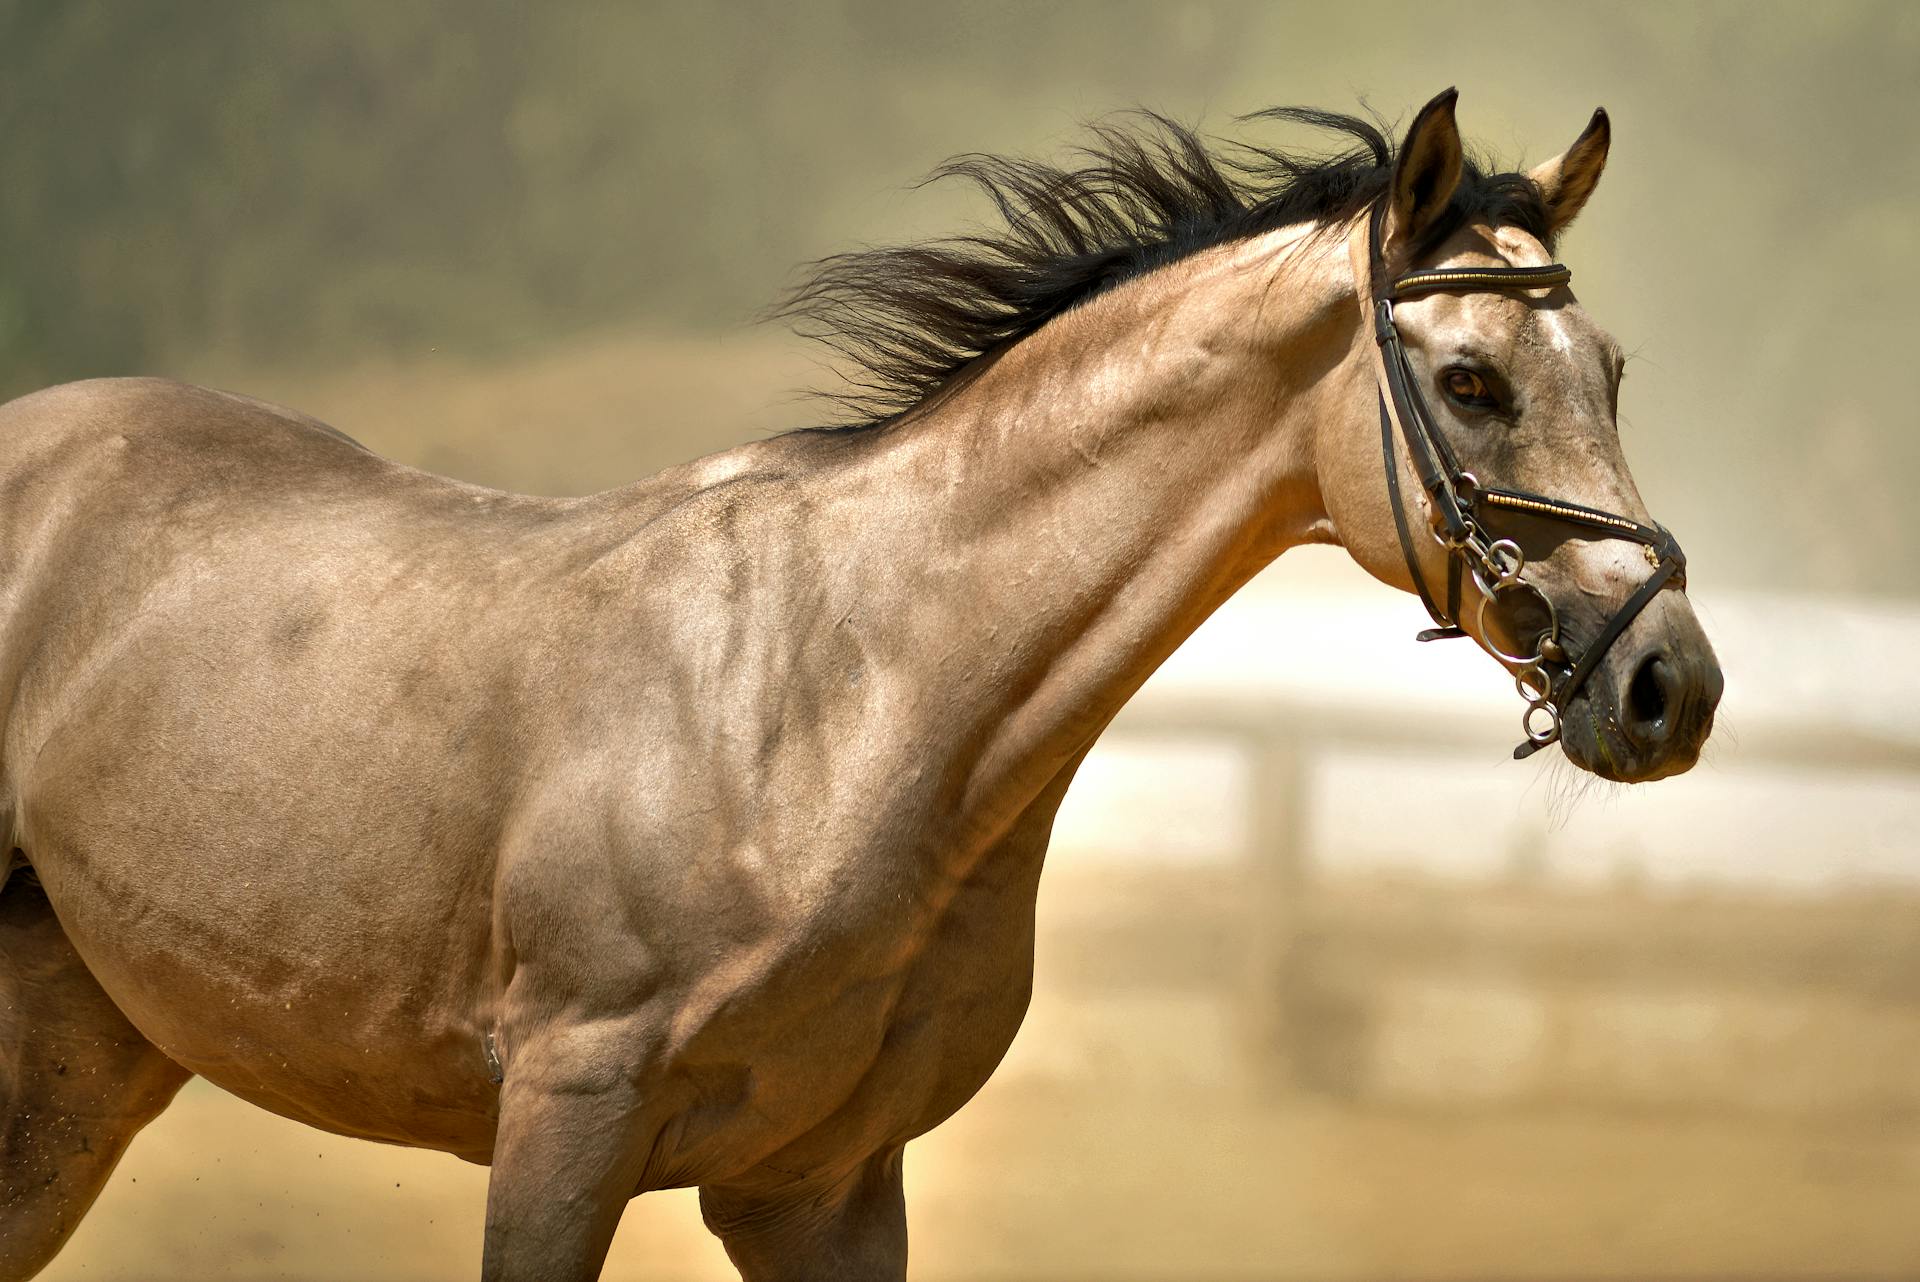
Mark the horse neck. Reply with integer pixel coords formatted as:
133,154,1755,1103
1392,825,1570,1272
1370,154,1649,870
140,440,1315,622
846,223,1357,848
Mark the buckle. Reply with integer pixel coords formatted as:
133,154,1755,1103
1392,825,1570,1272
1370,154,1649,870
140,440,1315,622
1372,299,1397,345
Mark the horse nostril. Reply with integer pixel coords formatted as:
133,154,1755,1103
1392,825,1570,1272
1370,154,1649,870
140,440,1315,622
1626,653,1673,741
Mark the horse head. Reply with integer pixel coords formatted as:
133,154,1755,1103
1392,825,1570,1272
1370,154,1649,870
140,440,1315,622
1316,90,1722,781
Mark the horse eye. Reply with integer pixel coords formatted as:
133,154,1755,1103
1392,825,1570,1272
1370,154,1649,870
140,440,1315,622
1441,367,1497,409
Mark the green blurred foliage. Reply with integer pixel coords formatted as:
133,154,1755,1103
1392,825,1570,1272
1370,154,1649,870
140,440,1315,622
0,0,1241,391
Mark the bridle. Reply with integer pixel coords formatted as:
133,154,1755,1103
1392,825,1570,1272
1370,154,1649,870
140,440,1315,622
1365,205,1687,759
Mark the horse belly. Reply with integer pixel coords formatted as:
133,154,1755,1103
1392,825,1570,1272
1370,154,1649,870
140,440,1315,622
27,828,501,1156
15,666,508,1157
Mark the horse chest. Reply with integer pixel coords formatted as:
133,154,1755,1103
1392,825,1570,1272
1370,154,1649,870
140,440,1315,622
661,842,1045,1181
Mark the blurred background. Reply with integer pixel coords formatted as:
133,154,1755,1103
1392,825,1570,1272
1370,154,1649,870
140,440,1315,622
7,1,1917,1278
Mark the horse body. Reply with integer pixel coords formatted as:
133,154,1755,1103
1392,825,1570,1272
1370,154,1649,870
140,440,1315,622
0,94,1722,1281
0,374,1035,1153
0,364,1139,1273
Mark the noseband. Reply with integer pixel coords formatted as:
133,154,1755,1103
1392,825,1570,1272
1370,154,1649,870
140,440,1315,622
1366,208,1686,759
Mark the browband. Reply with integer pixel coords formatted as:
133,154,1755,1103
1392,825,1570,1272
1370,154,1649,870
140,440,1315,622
1391,264,1573,298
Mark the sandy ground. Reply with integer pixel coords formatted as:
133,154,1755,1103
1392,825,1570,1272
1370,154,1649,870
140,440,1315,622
43,975,1920,1282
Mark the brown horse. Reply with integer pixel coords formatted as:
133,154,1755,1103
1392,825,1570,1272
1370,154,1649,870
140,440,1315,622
0,91,1718,1280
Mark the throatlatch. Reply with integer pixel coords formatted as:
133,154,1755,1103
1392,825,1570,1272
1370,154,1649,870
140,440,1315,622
1366,207,1686,759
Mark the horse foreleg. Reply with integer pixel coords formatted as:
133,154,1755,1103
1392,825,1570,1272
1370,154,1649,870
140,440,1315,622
699,1150,908,1282
0,878,191,1282
480,1049,667,1282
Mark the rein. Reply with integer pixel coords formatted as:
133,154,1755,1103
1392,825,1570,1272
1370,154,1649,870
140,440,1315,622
1365,207,1687,759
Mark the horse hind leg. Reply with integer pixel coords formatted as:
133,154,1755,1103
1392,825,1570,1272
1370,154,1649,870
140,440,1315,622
0,870,191,1281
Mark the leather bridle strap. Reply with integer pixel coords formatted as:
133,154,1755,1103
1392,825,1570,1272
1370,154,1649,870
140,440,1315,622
1377,392,1448,627
1365,204,1688,759
1558,547,1684,717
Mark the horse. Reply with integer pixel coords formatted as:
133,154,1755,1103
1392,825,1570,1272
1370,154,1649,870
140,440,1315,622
0,89,1720,1280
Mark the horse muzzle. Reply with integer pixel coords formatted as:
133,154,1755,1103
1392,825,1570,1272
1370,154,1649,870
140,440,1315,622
1557,599,1723,782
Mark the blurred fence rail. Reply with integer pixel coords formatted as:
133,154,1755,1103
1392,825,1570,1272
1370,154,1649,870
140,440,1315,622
1078,687,1920,1118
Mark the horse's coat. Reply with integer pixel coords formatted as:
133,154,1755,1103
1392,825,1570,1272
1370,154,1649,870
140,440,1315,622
0,94,1719,1280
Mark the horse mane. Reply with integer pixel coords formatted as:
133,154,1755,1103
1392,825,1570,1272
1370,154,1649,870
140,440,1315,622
778,106,1554,432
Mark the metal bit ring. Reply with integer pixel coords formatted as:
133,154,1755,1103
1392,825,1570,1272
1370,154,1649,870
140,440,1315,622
1470,578,1561,669
1485,538,1525,587
1523,699,1561,746
1515,662,1554,704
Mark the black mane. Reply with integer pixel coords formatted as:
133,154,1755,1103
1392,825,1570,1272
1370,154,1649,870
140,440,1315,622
778,106,1552,432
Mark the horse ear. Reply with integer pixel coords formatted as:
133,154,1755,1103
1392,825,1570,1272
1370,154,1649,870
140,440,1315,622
1528,108,1611,236
1383,88,1464,259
